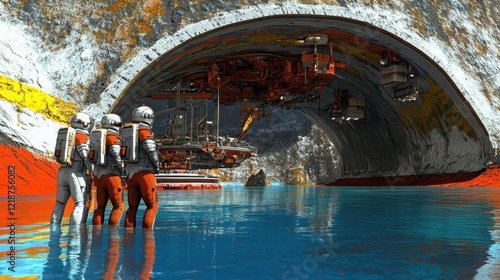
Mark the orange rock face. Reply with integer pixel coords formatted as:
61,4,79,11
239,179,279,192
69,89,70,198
1,144,59,196
0,144,78,224
434,165,500,187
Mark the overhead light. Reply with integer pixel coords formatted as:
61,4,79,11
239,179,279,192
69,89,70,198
379,51,400,66
304,34,328,45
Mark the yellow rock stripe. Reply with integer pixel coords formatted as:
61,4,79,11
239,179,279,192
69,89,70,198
0,75,78,124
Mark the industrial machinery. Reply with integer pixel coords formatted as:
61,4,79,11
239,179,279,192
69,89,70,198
329,89,366,122
379,51,419,102
155,96,257,171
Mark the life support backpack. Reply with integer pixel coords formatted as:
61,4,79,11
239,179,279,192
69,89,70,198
88,129,107,166
54,127,76,165
120,123,139,163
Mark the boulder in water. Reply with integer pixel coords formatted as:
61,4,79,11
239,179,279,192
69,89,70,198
245,169,267,187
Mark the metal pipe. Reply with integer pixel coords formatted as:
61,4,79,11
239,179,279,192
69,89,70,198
216,73,220,147
196,101,208,143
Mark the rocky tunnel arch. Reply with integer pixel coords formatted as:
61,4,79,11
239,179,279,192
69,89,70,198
88,4,494,185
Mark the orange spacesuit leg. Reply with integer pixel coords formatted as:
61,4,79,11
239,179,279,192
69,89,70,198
107,175,124,225
124,177,142,227
92,176,108,225
139,172,158,229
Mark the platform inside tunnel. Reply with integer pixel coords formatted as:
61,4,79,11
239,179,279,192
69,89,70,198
103,15,493,185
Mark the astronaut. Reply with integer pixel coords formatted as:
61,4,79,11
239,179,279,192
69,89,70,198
123,106,160,229
51,112,93,225
91,114,125,226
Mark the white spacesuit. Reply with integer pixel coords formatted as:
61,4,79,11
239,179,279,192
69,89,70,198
50,112,93,225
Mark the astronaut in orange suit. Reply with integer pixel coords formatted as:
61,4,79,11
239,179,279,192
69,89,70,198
92,114,125,226
51,112,93,225
124,106,160,228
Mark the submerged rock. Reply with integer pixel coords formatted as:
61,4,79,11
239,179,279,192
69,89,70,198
245,169,267,187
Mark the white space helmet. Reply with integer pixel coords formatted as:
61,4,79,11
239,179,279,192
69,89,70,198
132,106,154,125
101,114,122,133
71,112,93,130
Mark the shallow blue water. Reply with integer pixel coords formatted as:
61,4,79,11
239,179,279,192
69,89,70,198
3,185,500,279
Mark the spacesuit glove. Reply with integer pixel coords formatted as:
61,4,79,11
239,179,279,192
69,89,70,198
84,158,94,173
85,173,92,189
115,162,125,175
87,184,94,202
120,175,127,186
148,153,160,174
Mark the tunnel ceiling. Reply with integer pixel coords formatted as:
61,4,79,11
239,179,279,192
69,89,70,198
113,15,485,139
115,15,397,114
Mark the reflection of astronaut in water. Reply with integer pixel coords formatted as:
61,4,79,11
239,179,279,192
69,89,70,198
43,225,156,278
102,227,121,279
42,225,91,279
141,230,156,278
84,227,156,279
123,229,156,279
